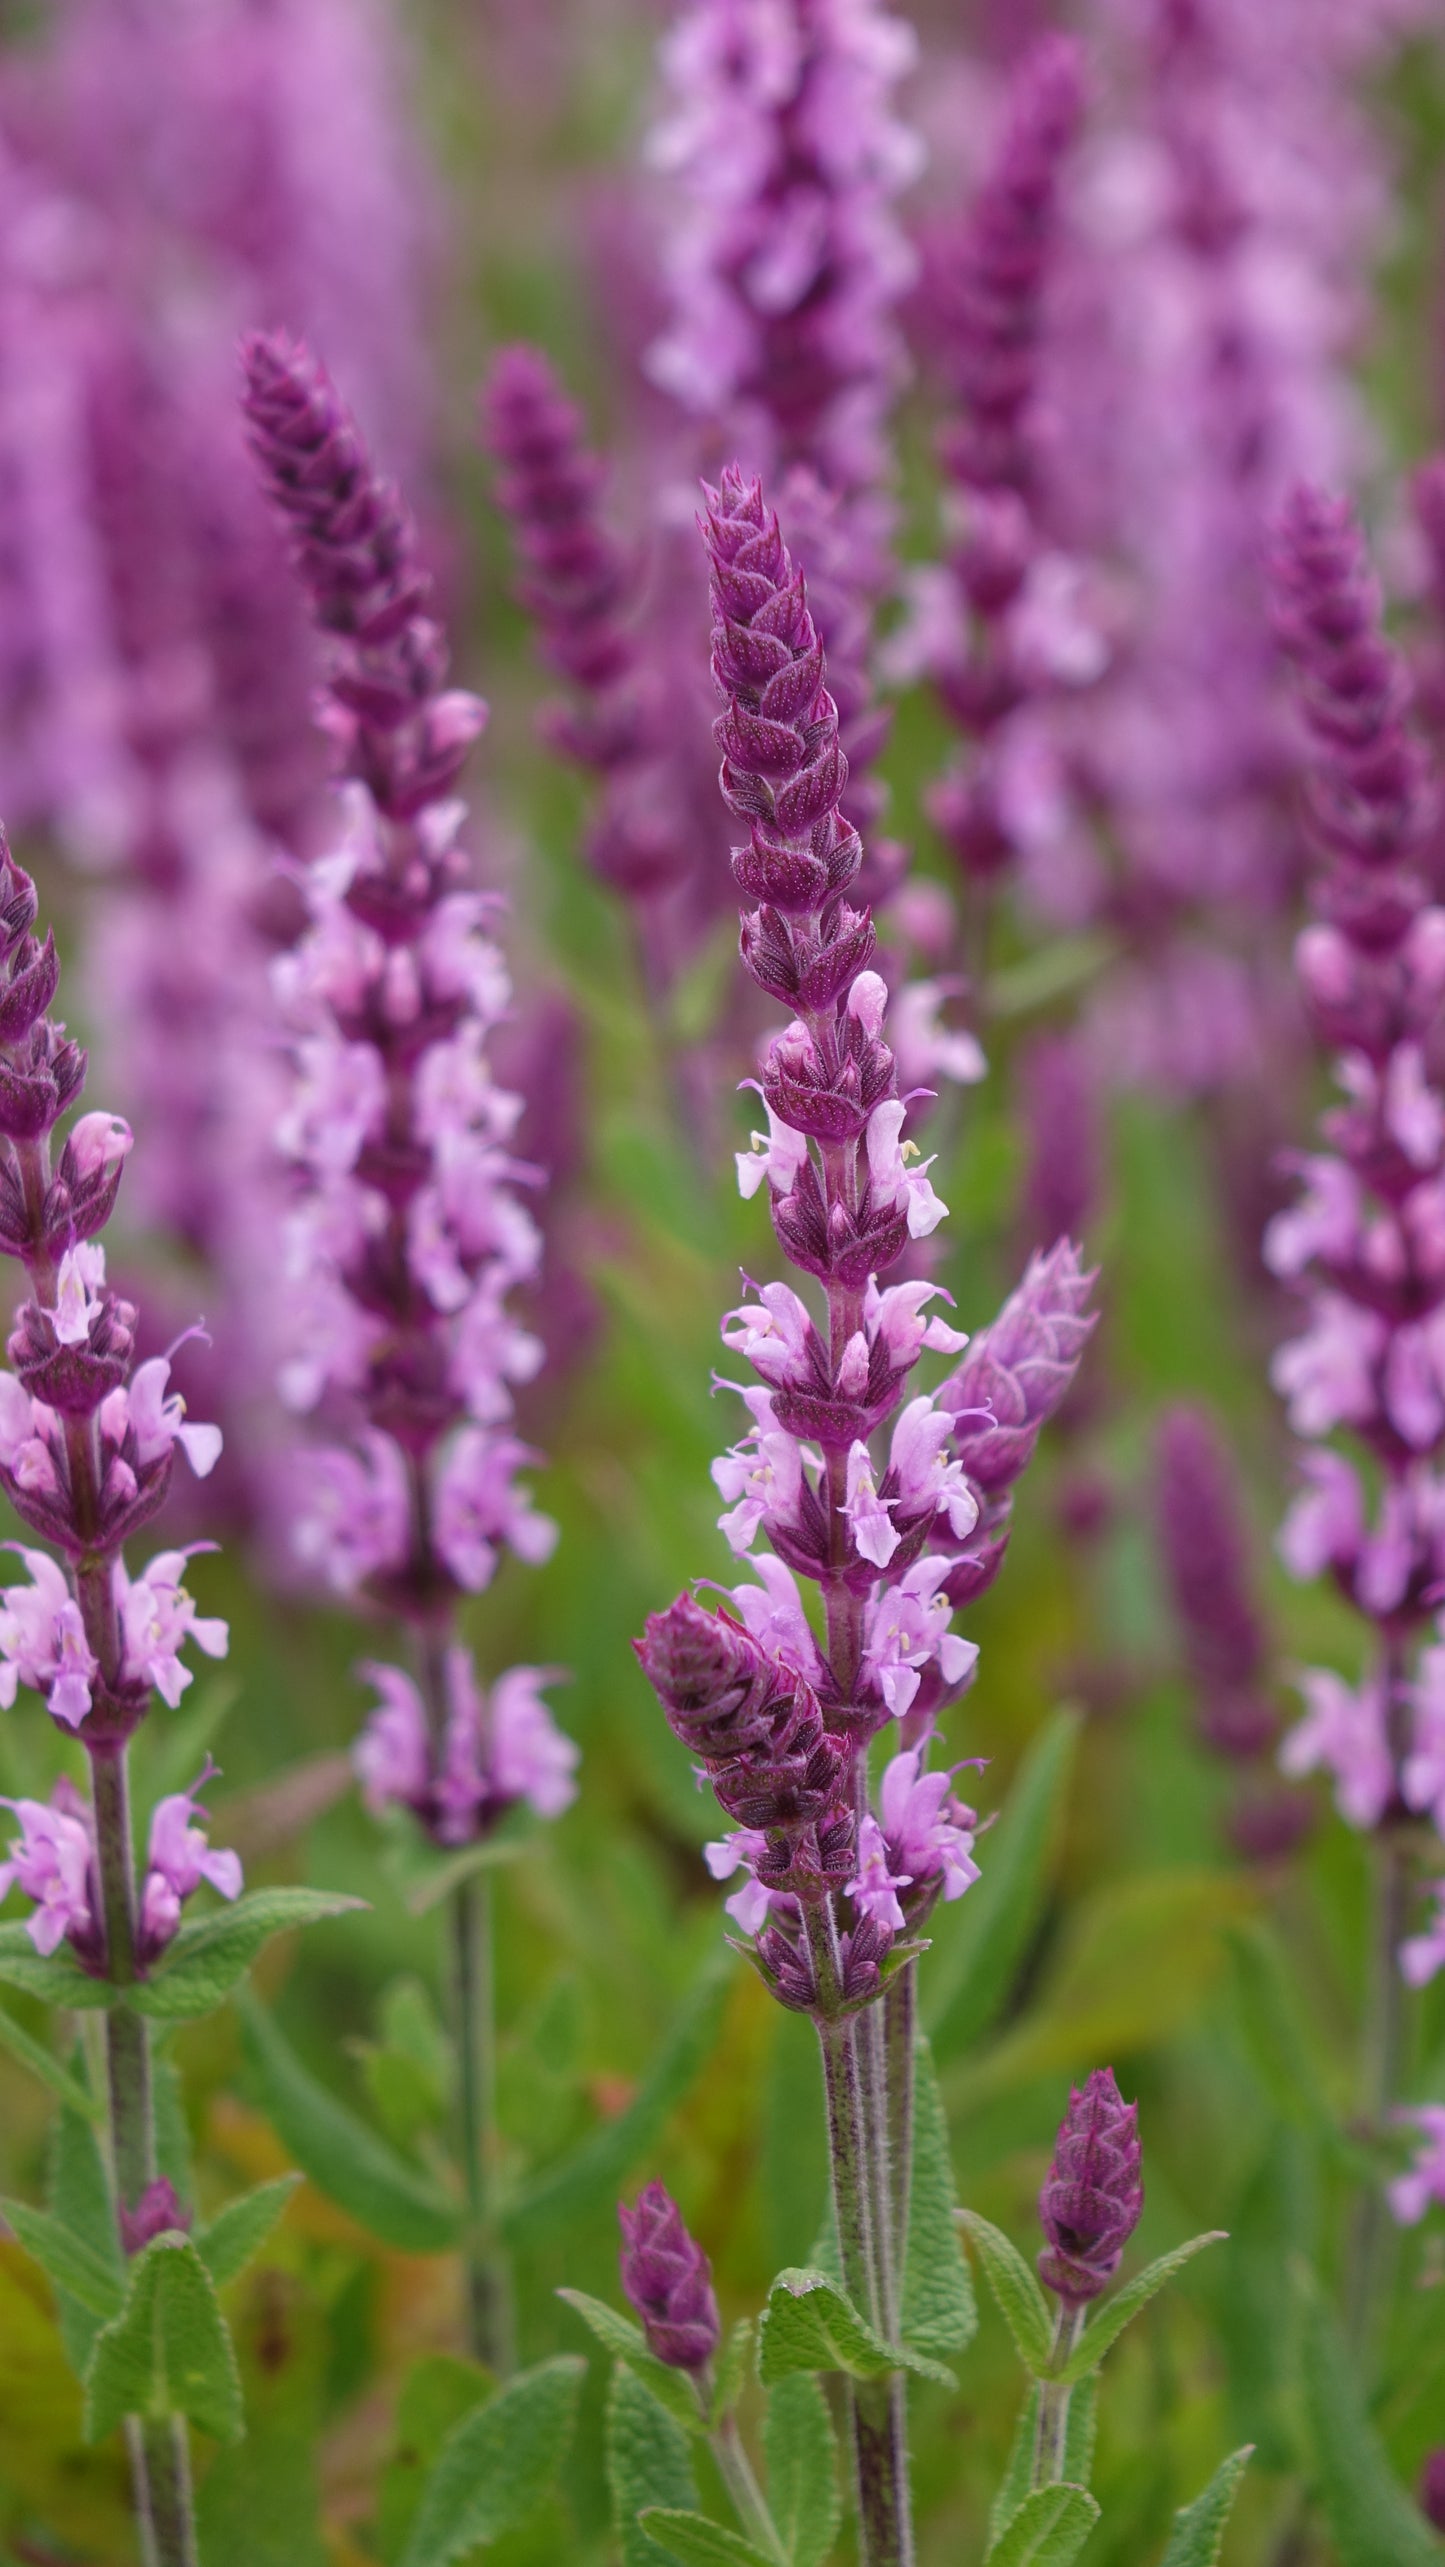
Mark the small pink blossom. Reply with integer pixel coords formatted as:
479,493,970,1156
66,1112,134,1181
720,1281,817,1389
0,1549,98,1728
844,1439,897,1566
47,1242,107,1347
295,1432,411,1592
846,1813,909,1930
714,1387,807,1556
1263,1155,1363,1279
736,1104,809,1202
862,1556,979,1719
355,1664,430,1817
489,1666,579,1819
1387,2106,1445,2225
106,1356,223,1480
434,1429,556,1592
117,1552,229,1708
863,1278,968,1367
0,1786,96,1957
704,1828,775,1933
877,1747,982,1901
1277,1449,1364,1581
277,1032,386,1174
865,1100,947,1238
138,1763,242,1956
1280,1667,1393,1830
726,1556,828,1688
1401,1882,1445,1990
888,981,986,1093
887,1397,979,1539
1403,1647,1445,1836
1270,1295,1384,1439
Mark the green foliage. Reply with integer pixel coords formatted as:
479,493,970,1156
195,2174,302,2288
239,1990,461,2252
1157,2447,1254,2566
985,2483,1101,2565
927,1709,1079,2062
83,2235,243,2446
195,2268,330,2567
989,2380,1099,2546
762,2374,839,2567
956,2212,1054,2376
396,2354,583,2567
607,2362,701,2567
127,1888,366,2019
756,2267,954,2388
44,2091,123,2374
558,2286,705,2432
1,2199,125,2320
638,2509,778,2566
901,2033,976,2360
1296,2268,1445,2567
377,2355,497,2565
0,2003,103,2118
1056,2233,1227,2383
0,1921,113,2008
356,1976,453,2146
709,2317,754,2424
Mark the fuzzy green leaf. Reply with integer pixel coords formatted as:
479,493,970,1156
986,2483,1101,2565
45,2085,121,2373
239,1993,460,2253
987,2380,1097,2550
764,2372,838,2567
504,1945,732,2245
756,2268,954,2388
84,2234,242,2445
1,2200,125,2320
397,2354,583,2567
127,1890,365,2020
956,2213,1054,2376
901,2036,975,2359
0,1922,112,2008
928,1711,1079,2062
639,2510,778,2567
0,2005,104,2118
708,2317,753,2425
557,2288,704,2433
196,2176,303,2289
1056,2233,1227,2383
1158,2446,1254,2566
608,2361,700,2567
1297,2267,1445,2566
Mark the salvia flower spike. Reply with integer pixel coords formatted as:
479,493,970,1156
1038,2067,1144,2308
618,2182,721,2373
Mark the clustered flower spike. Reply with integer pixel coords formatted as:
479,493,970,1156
1037,2066,1144,2307
1267,489,1445,1975
0,830,238,1975
618,2182,721,2373
632,468,1095,2014
241,334,575,1848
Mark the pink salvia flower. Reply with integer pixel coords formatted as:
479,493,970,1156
1388,2107,1445,2226
0,1786,100,1961
137,1763,243,1961
1401,1883,1445,1991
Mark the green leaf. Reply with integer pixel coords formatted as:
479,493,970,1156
1,2200,125,2320
608,2360,700,2567
557,2287,704,2434
0,2006,103,2118
504,1945,733,2245
84,2235,243,2445
45,2085,122,2373
1296,2265,1445,2567
639,2510,778,2567
708,2317,753,2425
987,2375,1098,2547
0,1921,112,2008
1158,2446,1254,2566
127,1890,365,2020
196,2176,302,2290
1056,2233,1227,2383
405,1837,524,1916
398,2355,583,2567
763,2373,838,2567
1224,1926,1333,2137
239,1993,460,2254
986,2484,1101,2565
756,2268,954,2389
901,2035,975,2359
377,2356,496,2567
928,1711,1079,2063
956,2213,1054,2376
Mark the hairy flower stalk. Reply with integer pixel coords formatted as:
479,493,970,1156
634,470,1094,2564
0,831,234,2563
242,333,576,2369
1268,486,1445,2337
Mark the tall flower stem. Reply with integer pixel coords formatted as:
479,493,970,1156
452,1870,511,2372
712,2412,787,2565
882,1964,916,2295
1032,2302,1085,2487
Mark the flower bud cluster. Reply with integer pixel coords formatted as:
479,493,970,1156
634,471,1094,2016
1268,487,1445,1968
618,2183,722,2374
0,831,239,1968
243,335,575,1848
1037,2066,1144,2306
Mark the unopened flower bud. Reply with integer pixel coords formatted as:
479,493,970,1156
119,2177,191,2256
618,2182,720,2372
1037,2067,1143,2306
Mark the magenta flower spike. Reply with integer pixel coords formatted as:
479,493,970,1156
1037,2068,1144,2307
618,2182,722,2373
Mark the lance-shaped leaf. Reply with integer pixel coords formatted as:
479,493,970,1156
398,2356,583,2567
608,2360,699,2567
989,2379,1099,2548
196,2176,303,2290
127,1889,365,2020
928,1710,1079,2063
1158,2446,1254,2566
0,1922,112,2009
639,2510,778,2567
84,2235,243,2445
1297,2266,1445,2567
764,2372,838,2567
45,2088,122,2374
757,2268,954,2388
1055,2233,1227,2383
708,2318,753,2426
0,2006,103,2118
902,2036,976,2360
1,2201,125,2321
956,2212,1054,2376
557,2288,704,2435
239,1993,460,2254
986,2482,1100,2565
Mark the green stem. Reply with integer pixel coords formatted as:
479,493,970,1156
127,2419,198,2567
712,2411,787,2564
452,1869,512,2371
1032,2303,1085,2487
1345,1823,1411,2362
881,1965,916,2304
